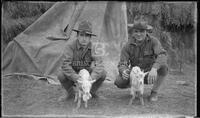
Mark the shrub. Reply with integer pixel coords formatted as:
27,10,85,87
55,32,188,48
2,1,54,50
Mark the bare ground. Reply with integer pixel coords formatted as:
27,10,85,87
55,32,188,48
2,61,196,117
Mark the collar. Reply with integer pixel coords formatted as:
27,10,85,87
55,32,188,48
76,39,92,50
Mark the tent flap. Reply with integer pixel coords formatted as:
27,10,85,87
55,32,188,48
2,2,128,85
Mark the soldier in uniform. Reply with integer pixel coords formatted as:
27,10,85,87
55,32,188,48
58,20,106,101
115,21,168,102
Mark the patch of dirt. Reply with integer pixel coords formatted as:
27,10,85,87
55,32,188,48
2,62,195,117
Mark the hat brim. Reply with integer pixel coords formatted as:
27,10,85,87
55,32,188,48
72,29,97,36
128,24,153,34
129,24,153,30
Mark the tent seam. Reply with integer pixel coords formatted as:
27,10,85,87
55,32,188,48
13,39,43,74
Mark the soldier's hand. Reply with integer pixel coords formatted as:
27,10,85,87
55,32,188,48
122,69,130,80
76,76,83,85
147,68,157,84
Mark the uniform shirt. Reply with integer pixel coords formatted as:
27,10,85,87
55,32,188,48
61,39,105,82
118,34,167,74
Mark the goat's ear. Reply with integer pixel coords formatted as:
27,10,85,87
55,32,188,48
90,79,96,84
77,79,82,83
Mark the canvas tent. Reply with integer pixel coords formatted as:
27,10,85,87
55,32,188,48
2,1,128,85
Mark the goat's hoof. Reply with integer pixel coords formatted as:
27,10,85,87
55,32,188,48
76,106,80,110
84,104,88,108
72,109,78,113
128,101,133,105
140,101,144,105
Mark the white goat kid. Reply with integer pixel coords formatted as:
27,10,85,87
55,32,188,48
129,66,148,105
74,69,95,109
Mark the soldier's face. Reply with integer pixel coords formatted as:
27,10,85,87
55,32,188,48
132,29,146,41
77,32,91,46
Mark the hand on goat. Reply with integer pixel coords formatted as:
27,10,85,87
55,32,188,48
76,76,83,86
147,68,157,84
122,69,130,80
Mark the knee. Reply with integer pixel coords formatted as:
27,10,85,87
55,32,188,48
101,70,107,80
98,70,107,81
114,81,128,89
157,65,168,76
114,80,122,88
114,76,129,89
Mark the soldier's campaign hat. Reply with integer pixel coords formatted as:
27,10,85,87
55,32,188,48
128,21,153,32
73,20,97,36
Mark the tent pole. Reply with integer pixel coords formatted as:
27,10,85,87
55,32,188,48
64,1,87,39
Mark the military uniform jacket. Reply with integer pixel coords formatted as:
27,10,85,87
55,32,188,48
118,34,167,74
61,39,105,82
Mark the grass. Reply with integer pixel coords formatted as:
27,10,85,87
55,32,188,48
2,1,54,19
2,62,195,116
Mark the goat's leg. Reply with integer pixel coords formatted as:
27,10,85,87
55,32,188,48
129,87,135,105
129,95,135,105
74,85,78,102
74,91,78,102
139,91,144,105
84,100,88,108
77,98,81,109
76,91,81,109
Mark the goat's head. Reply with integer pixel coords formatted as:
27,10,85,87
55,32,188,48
130,66,148,85
79,69,91,80
131,66,141,75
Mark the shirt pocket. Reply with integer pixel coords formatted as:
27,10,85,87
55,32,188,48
143,49,153,56
83,51,93,66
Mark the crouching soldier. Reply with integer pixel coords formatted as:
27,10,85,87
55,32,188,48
114,21,168,102
58,20,107,101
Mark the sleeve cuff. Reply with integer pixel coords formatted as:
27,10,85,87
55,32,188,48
90,72,99,80
71,74,80,82
119,66,129,75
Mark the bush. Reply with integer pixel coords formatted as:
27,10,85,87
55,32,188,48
2,14,40,44
2,1,54,19
2,1,54,50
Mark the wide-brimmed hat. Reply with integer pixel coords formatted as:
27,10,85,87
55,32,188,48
128,21,153,32
73,20,97,36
